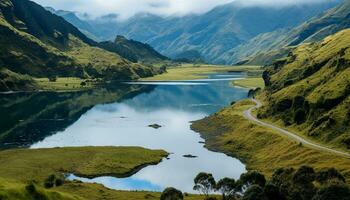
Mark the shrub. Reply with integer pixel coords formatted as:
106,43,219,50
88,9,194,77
160,187,183,200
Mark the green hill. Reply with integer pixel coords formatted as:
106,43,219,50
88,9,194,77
223,0,350,65
258,29,350,150
98,35,169,63
0,0,157,91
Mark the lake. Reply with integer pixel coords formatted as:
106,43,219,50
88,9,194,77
0,72,248,193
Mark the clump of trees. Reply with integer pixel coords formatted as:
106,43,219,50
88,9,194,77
160,187,184,200
186,166,350,200
43,174,64,188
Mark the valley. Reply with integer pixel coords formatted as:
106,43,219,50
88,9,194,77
0,0,350,199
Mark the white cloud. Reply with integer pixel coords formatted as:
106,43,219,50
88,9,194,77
33,0,337,20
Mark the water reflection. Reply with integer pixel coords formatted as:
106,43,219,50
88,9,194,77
0,84,154,148
30,73,248,192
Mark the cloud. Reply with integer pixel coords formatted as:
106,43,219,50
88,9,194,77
33,0,337,20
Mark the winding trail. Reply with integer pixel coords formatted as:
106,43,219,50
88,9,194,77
244,99,350,158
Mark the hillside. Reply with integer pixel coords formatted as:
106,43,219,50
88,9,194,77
49,1,340,64
0,0,157,91
257,29,350,150
98,35,169,64
223,0,350,65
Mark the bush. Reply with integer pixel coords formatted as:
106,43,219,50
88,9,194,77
160,187,183,200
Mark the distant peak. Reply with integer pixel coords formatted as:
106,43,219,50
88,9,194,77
115,35,127,42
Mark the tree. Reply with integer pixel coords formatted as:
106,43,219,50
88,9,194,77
193,172,216,197
316,168,346,184
292,166,316,200
242,185,267,200
313,182,350,200
160,187,183,200
237,171,266,191
264,183,285,200
216,178,237,200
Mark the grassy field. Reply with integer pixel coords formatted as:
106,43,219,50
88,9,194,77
141,64,261,81
0,147,212,200
0,147,167,182
191,100,350,182
34,77,97,91
232,77,265,89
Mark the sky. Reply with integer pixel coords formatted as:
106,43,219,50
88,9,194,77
33,0,337,20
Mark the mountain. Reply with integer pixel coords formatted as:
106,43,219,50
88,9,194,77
51,1,341,63
258,28,350,150
0,0,157,91
98,35,169,63
174,50,204,63
224,0,350,65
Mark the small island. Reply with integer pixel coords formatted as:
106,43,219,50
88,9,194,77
183,154,198,158
148,124,162,129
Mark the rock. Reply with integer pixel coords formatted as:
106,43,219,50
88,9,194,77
183,154,197,158
148,124,162,129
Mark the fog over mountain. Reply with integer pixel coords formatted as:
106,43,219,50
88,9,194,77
34,0,338,20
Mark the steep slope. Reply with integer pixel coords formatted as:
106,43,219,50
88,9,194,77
223,0,350,65
98,35,169,63
258,29,350,150
0,0,157,91
50,1,340,63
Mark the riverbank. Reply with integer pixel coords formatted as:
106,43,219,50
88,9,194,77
0,146,173,199
191,100,350,182
0,147,214,200
141,64,262,81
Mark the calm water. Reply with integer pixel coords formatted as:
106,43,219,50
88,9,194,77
0,73,248,192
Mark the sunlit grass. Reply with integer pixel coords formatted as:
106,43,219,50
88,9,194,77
141,64,261,81
191,100,350,182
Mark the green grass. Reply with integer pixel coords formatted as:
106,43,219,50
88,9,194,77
141,64,261,81
0,178,81,200
259,29,350,150
191,100,350,182
0,147,212,200
232,77,265,89
56,182,207,200
0,147,167,183
34,77,96,91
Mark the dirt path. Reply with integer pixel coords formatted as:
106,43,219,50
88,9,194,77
243,99,350,158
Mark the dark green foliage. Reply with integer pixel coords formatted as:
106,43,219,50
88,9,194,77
263,184,285,200
44,174,64,188
216,178,236,200
313,182,350,200
25,182,48,200
160,187,183,200
237,171,266,190
242,185,267,200
193,172,216,197
194,167,349,200
316,168,346,184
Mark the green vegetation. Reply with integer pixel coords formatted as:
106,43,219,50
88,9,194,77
0,147,172,200
99,35,169,64
191,100,350,181
34,77,97,91
258,29,350,151
0,147,167,182
0,68,37,91
0,0,158,92
141,65,261,81
188,167,350,200
232,78,265,89
0,178,81,200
